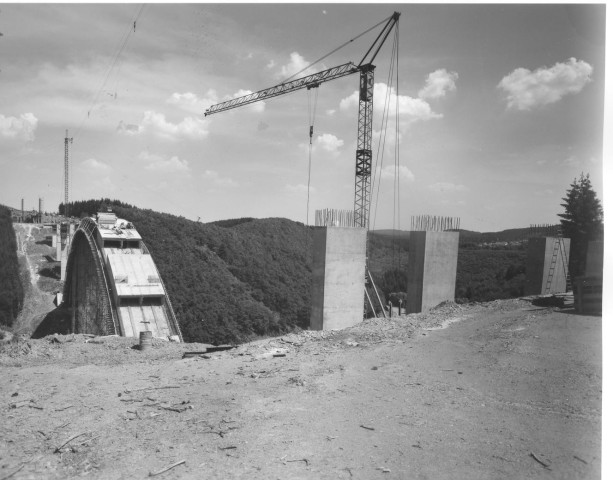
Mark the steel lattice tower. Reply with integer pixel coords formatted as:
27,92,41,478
354,65,375,229
64,130,73,216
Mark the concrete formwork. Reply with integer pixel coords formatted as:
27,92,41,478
310,227,367,331
406,231,459,313
525,237,571,295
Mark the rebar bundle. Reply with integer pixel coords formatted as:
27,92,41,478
529,224,561,238
410,215,460,231
315,209,357,227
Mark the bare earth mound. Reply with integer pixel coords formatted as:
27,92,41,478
0,299,601,479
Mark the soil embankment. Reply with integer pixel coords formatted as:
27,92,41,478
11,223,61,336
0,299,601,479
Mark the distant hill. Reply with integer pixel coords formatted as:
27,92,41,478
371,227,534,245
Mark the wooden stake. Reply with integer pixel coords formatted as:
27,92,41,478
149,460,186,477
55,432,90,453
529,452,551,469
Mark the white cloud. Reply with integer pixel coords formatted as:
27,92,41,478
167,92,199,106
428,182,469,193
141,110,209,139
168,90,219,112
339,92,358,111
380,165,415,182
315,133,344,154
299,133,344,157
0,113,38,141
139,151,190,173
498,57,593,111
340,83,442,125
81,158,111,171
116,120,142,136
418,69,459,100
203,170,238,188
275,52,318,80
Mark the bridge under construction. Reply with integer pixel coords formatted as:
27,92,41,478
62,211,183,341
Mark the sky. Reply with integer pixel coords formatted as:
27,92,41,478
0,2,607,232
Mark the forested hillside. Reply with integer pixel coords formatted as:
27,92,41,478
0,205,24,327
113,207,313,344
62,200,313,344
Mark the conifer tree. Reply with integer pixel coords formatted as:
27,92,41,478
558,173,603,278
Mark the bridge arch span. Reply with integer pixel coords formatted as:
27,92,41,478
62,215,182,341
63,219,119,336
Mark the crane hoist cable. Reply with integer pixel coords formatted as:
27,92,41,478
368,23,400,267
370,22,399,231
393,24,401,268
305,85,320,226
283,14,393,84
75,3,146,139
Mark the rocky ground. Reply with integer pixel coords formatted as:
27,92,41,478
0,298,602,480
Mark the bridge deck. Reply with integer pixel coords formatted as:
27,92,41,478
118,305,173,338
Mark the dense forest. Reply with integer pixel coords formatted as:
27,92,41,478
114,207,314,344
59,198,133,217
0,205,24,328
53,199,531,343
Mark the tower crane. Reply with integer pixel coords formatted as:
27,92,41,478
204,12,400,229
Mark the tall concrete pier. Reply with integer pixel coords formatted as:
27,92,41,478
406,231,459,313
525,237,570,295
310,226,367,330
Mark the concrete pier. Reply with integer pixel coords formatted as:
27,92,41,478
406,231,459,313
310,226,367,330
525,237,570,295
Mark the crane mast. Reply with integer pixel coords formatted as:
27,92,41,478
204,12,400,228
354,64,375,229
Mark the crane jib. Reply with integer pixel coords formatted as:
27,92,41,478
204,62,360,116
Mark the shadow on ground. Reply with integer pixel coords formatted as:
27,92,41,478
32,307,72,338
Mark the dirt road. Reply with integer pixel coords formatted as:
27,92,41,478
0,300,601,479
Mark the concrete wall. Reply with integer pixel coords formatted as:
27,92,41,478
525,237,571,295
406,231,459,313
310,227,367,330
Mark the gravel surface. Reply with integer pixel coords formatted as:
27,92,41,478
0,298,601,479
